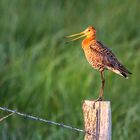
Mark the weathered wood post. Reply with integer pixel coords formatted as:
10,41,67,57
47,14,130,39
82,101,111,140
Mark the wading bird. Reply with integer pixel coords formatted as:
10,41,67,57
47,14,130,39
66,26,132,101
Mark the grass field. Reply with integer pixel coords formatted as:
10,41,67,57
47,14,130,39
0,0,140,139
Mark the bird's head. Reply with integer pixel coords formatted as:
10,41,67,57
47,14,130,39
66,26,96,42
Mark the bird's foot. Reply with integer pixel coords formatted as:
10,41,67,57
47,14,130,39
93,96,103,109
94,96,103,102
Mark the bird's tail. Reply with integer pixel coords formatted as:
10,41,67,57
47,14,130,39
107,64,132,79
117,64,132,79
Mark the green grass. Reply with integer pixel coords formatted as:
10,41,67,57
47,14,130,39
0,0,140,139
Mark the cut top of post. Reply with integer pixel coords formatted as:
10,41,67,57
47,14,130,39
82,101,111,140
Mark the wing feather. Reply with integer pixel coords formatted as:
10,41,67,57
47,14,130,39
90,41,132,78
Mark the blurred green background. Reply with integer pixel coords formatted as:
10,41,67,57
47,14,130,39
0,0,140,139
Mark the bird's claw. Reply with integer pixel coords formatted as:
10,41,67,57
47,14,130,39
94,96,103,102
93,97,103,109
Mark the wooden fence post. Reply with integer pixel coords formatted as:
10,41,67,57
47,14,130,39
82,101,111,140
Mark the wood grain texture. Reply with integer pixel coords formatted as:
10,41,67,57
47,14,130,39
82,101,111,140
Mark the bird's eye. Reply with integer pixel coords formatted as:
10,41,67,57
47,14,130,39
88,30,90,32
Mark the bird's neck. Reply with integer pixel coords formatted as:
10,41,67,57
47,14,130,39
82,37,96,49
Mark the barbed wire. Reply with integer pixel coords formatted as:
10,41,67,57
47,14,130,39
0,112,14,122
0,106,86,134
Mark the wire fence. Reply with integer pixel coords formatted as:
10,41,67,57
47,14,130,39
0,106,94,136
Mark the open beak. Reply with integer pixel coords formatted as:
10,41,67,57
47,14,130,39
66,31,86,42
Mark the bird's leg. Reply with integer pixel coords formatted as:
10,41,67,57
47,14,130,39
99,70,105,99
95,71,105,102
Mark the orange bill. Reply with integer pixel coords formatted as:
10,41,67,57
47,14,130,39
66,31,86,42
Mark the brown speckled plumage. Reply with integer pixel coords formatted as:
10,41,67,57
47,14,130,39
83,40,131,78
67,26,132,100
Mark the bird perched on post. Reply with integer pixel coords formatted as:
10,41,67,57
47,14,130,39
66,26,132,101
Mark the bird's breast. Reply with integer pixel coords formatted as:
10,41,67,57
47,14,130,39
83,47,103,70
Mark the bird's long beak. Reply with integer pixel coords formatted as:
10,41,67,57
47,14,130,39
66,31,86,42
